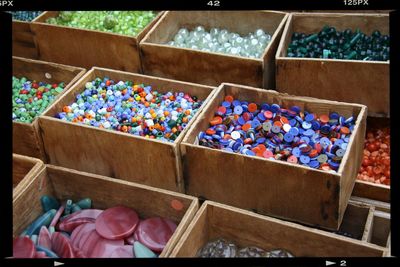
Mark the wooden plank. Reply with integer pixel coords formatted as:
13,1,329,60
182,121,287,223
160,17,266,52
12,20,39,59
31,11,163,73
13,164,199,257
140,11,288,88
12,154,44,199
182,83,366,230
350,196,390,213
40,67,215,192
275,13,389,117
361,205,375,242
12,57,86,160
171,201,385,257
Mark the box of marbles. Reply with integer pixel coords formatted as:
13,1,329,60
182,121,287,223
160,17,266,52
12,164,199,258
170,201,387,257
10,11,43,59
13,154,44,199
275,13,389,117
181,82,367,230
140,11,288,88
352,117,390,203
38,67,215,192
12,56,86,159
30,11,164,72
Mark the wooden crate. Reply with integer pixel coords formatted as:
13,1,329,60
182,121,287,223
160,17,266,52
13,56,86,159
181,83,367,230
275,13,389,117
352,117,390,202
12,20,39,59
30,11,164,73
39,67,215,192
170,201,386,257
12,154,44,199
12,164,199,257
140,11,288,88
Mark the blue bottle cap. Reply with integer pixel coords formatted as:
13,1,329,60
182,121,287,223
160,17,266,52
340,143,348,150
292,147,301,157
271,104,281,113
289,127,299,136
329,112,339,120
345,116,354,124
284,133,294,143
320,137,331,148
251,119,261,128
245,150,256,156
212,134,222,140
198,131,205,140
309,160,320,168
234,105,243,115
335,148,346,157
300,155,311,164
257,112,266,122
334,139,344,146
303,129,315,137
289,119,297,127
305,113,315,122
290,106,301,113
238,116,246,125
232,100,241,107
222,101,231,108
311,120,321,130
300,136,310,144
256,137,266,144
261,103,270,111
302,121,312,129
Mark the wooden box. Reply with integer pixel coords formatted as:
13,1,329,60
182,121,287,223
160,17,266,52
140,11,288,88
39,67,215,192
12,20,39,59
30,11,164,73
13,56,86,159
352,117,390,203
12,164,199,257
170,201,386,257
276,13,389,117
181,83,367,230
13,154,44,199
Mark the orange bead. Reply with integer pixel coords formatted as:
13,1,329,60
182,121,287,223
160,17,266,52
182,117,188,123
185,110,191,115
172,127,177,133
210,116,223,126
121,126,128,132
224,95,234,103
248,103,257,113
164,111,170,117
320,114,329,124
242,123,251,132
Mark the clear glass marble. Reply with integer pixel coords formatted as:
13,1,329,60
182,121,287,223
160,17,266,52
166,26,272,58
